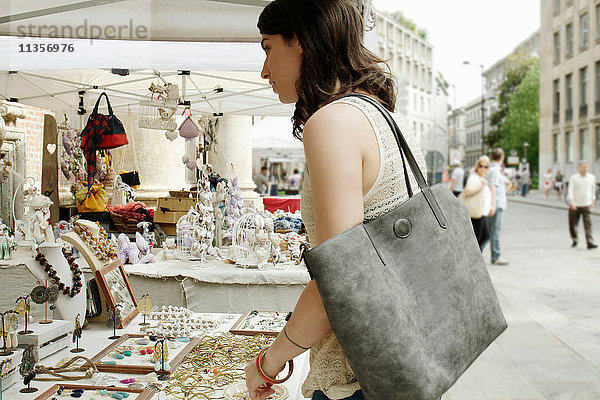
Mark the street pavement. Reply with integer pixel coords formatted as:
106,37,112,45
443,191,600,400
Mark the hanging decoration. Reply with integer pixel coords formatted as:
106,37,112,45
139,82,179,131
198,116,219,152
58,115,85,182
176,165,216,261
178,109,201,141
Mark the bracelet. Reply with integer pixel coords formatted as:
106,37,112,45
255,347,294,384
283,326,310,350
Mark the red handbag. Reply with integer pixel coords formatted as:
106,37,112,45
80,92,128,200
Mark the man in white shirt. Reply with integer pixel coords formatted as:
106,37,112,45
448,161,465,197
567,161,597,249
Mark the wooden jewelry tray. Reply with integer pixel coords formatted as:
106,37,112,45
34,383,156,400
89,333,200,375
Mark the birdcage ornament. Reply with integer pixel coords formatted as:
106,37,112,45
175,168,216,265
139,82,179,131
230,212,280,269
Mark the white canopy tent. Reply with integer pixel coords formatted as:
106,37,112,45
0,0,299,119
0,0,372,119
252,116,304,162
0,37,295,120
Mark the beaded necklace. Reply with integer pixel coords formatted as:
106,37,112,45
75,222,117,261
35,248,83,298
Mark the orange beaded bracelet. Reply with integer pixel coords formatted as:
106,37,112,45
255,347,294,384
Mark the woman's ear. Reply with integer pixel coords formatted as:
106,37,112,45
291,33,303,55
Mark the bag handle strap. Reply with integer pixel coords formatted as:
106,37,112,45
342,93,447,229
92,92,114,116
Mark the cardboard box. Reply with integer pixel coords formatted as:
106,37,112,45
187,198,199,210
161,224,177,236
157,197,189,212
153,210,187,224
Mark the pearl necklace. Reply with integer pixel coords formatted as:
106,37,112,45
35,248,83,298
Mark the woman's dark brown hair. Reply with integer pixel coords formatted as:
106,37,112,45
258,0,396,140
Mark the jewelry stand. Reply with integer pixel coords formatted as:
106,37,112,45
37,279,52,325
138,294,151,326
18,345,37,393
70,314,84,353
0,312,14,356
155,338,169,381
16,296,33,335
24,242,87,324
107,305,122,340
60,231,104,273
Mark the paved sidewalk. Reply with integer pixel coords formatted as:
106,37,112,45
444,200,600,400
507,189,600,216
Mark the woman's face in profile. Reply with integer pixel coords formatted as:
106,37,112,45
260,33,303,104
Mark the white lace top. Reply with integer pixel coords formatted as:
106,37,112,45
300,96,427,399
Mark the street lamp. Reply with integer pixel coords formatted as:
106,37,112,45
463,60,486,157
523,141,529,163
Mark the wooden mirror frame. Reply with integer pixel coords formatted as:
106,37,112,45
94,260,139,329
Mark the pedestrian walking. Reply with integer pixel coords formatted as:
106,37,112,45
520,167,531,197
543,168,554,199
483,148,509,265
567,161,597,249
448,160,465,197
461,156,491,249
554,170,564,200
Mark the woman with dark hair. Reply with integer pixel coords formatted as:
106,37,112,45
245,1,427,399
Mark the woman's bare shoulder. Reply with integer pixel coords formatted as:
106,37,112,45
303,100,372,144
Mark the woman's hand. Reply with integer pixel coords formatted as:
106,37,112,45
245,351,285,400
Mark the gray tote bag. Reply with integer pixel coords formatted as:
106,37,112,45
302,94,507,400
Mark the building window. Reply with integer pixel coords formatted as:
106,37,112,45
554,0,560,14
581,13,589,49
596,62,600,114
566,23,574,56
553,133,559,163
553,79,560,123
596,5,600,40
596,126,600,161
554,31,561,62
566,131,573,162
580,128,588,160
566,73,573,121
580,67,588,117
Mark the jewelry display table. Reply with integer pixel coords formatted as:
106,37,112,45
3,313,311,400
1,251,310,316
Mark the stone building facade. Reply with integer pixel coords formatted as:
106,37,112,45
540,0,600,177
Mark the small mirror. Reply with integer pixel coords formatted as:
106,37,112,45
95,260,139,328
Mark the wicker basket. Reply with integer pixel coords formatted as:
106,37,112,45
109,209,142,233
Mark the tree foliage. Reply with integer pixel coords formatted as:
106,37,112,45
497,62,540,171
390,11,428,40
487,51,539,171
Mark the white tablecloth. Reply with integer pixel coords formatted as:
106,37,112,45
123,259,311,286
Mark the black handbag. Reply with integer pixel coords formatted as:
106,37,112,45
119,171,141,187
302,94,507,400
